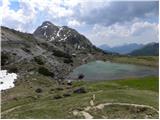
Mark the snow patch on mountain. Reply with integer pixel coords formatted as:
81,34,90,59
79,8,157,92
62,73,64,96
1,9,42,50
0,70,17,90
41,26,48,29
57,27,63,37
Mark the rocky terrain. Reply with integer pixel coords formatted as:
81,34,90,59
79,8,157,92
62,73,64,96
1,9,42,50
1,21,107,81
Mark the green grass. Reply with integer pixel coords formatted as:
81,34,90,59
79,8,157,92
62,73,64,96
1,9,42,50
109,56,159,67
83,76,159,92
89,104,158,119
1,75,159,119
113,76,159,92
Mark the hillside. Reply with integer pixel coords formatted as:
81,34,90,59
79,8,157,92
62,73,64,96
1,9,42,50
129,43,159,56
1,75,159,119
1,22,106,80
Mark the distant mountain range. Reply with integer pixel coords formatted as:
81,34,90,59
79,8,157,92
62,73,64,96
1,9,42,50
98,43,144,54
99,42,159,56
129,43,159,56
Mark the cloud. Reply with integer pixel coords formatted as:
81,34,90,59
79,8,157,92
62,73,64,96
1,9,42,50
68,20,81,27
0,0,76,32
131,21,158,36
1,0,158,46
1,0,37,32
77,1,158,26
1,1,158,30
87,21,158,46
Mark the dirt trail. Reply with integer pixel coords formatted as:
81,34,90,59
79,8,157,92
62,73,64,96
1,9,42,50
95,102,159,113
1,105,22,115
73,94,159,119
81,111,93,119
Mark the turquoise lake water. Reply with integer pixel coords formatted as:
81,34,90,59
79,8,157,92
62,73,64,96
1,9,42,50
67,61,158,81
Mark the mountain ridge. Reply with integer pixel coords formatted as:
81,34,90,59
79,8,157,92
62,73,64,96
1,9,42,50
129,42,159,56
98,43,144,54
1,22,107,80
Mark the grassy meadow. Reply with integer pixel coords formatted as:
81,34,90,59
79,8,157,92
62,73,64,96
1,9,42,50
1,74,159,119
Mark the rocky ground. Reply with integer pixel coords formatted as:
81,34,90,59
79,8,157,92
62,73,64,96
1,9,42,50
1,23,108,82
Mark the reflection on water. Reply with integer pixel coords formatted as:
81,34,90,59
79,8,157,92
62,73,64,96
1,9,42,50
68,61,158,81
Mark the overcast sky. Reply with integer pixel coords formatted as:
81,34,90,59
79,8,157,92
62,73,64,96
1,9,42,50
0,0,159,47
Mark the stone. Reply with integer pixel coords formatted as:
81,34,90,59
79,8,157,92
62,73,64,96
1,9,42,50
73,87,86,94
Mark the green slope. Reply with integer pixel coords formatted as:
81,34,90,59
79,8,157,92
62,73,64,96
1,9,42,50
1,75,159,119
129,43,159,56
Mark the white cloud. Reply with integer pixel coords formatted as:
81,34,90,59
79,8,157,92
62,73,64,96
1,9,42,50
87,21,158,46
1,0,158,46
68,20,83,27
0,0,76,32
131,21,158,36
1,0,37,32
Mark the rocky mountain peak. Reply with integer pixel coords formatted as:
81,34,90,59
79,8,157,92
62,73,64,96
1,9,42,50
33,21,95,53
42,21,53,26
1,24,105,81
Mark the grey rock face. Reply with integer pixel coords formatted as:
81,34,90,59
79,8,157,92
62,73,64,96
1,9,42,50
1,21,105,80
33,21,94,54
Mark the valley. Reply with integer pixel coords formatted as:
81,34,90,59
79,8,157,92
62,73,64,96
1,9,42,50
0,21,159,119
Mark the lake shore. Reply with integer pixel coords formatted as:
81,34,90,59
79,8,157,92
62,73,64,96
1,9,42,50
68,60,158,81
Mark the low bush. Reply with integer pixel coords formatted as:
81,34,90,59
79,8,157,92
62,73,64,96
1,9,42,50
35,88,42,93
34,56,44,65
78,74,84,79
73,87,87,94
53,95,62,99
55,87,64,91
1,52,9,66
63,93,71,97
38,67,54,77
8,67,18,73
52,49,71,58
63,58,73,64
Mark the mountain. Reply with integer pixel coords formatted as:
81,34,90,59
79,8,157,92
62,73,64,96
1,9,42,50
33,21,94,53
99,43,144,54
129,42,159,56
1,21,106,80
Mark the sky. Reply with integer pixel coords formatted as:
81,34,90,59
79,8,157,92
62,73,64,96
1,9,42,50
0,0,159,47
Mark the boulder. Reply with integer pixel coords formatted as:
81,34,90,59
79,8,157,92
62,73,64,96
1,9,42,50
73,87,87,94
78,74,84,79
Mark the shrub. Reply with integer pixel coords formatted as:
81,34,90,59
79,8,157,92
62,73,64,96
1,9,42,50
35,88,42,93
22,47,31,53
73,87,87,94
1,52,9,66
8,67,18,73
34,56,44,65
38,67,54,77
53,95,62,99
52,49,71,58
13,97,18,101
41,42,49,48
78,74,84,79
50,88,54,91
55,87,64,91
63,93,71,97
64,58,73,64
